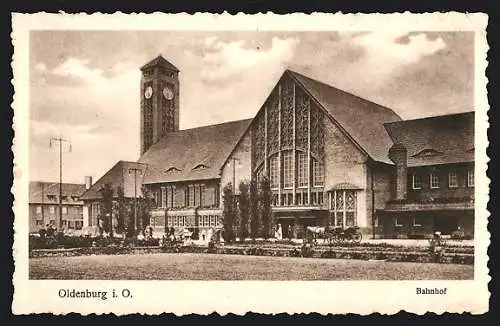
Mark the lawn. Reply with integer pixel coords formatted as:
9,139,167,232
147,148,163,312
29,253,473,280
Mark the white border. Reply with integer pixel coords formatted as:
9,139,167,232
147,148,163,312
11,12,490,315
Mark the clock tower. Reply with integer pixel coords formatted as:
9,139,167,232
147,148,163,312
140,55,180,155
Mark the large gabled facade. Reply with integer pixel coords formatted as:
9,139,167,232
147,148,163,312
221,70,402,238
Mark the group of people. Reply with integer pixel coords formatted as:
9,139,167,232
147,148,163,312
38,224,58,238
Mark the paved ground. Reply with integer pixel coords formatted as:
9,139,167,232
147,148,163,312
30,253,473,280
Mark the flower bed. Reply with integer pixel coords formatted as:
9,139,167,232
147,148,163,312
30,243,474,265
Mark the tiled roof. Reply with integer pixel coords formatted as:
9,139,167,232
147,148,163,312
138,119,252,184
80,161,147,200
384,111,474,167
140,55,179,72
288,70,402,164
29,182,86,204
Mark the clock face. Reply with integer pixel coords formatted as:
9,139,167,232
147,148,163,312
144,86,153,99
163,86,174,100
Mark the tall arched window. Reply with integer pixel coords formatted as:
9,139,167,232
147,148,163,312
312,159,324,187
269,155,279,189
297,151,308,188
282,151,294,189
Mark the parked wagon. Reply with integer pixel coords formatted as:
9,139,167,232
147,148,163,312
305,226,362,246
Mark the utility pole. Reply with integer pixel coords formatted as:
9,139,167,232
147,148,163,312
49,136,71,230
41,183,45,224
128,167,142,235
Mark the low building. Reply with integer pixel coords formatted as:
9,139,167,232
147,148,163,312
80,161,146,235
28,181,87,234
380,112,474,238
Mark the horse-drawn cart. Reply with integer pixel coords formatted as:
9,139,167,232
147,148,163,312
306,226,362,246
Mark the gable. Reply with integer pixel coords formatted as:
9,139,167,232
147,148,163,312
246,70,400,169
80,161,146,200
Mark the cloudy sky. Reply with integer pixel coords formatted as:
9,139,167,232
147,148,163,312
29,31,474,184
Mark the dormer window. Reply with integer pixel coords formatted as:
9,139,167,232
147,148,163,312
192,164,209,171
165,167,181,173
411,148,443,158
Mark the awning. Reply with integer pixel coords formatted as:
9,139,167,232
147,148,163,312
328,182,362,191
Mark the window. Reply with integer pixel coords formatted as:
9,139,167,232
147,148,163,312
271,194,278,206
312,159,324,187
287,193,294,206
302,192,308,205
36,219,43,226
36,206,42,214
75,221,83,230
412,173,422,190
161,187,166,208
47,195,56,201
297,152,308,188
430,173,440,189
282,151,294,188
269,156,279,189
295,193,302,206
154,190,160,208
394,217,403,227
413,216,424,227
188,185,195,207
318,192,324,205
448,172,458,188
468,169,474,187
311,192,317,205
330,190,356,227
49,206,55,214
62,206,68,214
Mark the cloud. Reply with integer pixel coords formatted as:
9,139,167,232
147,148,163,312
52,57,104,83
34,62,47,72
200,37,300,81
204,36,217,47
351,32,446,76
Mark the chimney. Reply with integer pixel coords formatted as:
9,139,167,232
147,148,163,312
388,143,408,200
84,176,93,190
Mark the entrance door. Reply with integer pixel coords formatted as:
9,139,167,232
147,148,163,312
433,215,458,235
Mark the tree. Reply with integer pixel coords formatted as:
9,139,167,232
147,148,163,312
222,183,236,243
115,186,127,234
98,183,114,237
238,181,250,241
260,176,272,239
249,179,260,239
137,186,155,235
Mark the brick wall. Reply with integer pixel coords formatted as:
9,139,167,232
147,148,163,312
406,163,474,201
323,118,370,229
366,163,396,235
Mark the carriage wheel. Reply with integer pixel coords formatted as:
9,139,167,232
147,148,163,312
352,232,362,244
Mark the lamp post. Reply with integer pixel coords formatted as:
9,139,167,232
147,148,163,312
49,136,72,230
128,167,142,235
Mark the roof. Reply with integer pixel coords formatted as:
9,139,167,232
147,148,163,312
29,182,86,205
384,111,474,167
80,161,147,200
287,70,402,164
138,119,252,184
140,55,179,72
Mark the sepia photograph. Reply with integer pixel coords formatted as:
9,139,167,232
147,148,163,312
12,13,489,314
